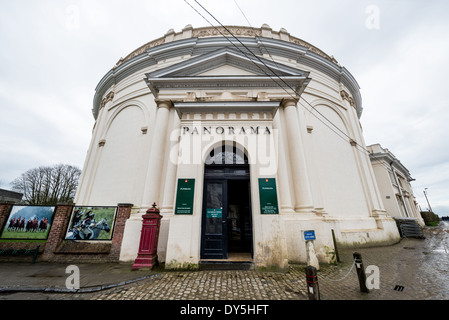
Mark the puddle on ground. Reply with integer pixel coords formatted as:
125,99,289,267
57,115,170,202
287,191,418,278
28,272,64,278
432,247,448,254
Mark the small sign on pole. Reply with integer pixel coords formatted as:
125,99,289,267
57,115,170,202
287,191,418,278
304,230,316,241
304,230,319,270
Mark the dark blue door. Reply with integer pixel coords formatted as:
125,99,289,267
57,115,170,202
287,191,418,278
201,180,228,259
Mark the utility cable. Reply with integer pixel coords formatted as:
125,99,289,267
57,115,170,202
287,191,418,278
185,0,396,174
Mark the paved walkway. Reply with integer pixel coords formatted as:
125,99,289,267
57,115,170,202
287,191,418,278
1,222,448,302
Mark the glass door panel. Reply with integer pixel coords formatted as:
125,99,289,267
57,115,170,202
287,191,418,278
201,180,227,259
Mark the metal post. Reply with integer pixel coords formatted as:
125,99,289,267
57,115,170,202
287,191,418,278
305,266,320,300
423,188,433,213
353,252,369,293
32,244,40,264
331,229,340,263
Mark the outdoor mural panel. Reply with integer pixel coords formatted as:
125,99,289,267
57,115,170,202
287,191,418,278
175,179,195,215
0,205,56,240
258,178,279,214
65,206,117,241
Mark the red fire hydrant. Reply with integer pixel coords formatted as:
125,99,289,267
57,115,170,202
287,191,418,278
132,203,163,270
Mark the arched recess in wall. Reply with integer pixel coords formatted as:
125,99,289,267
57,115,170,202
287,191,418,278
304,98,353,136
307,102,370,217
102,100,150,138
88,103,149,206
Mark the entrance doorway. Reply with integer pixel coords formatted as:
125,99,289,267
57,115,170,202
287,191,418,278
200,145,252,260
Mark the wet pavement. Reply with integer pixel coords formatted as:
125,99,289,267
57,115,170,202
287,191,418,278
0,222,448,303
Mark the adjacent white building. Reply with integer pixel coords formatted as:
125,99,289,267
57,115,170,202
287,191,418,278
367,144,424,226
75,25,401,270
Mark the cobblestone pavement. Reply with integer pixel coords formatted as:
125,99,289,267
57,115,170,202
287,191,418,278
1,222,448,302
82,222,449,301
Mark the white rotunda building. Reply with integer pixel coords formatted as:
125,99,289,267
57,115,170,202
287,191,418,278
75,25,401,270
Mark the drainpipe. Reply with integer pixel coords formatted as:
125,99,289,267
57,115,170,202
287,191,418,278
390,161,409,217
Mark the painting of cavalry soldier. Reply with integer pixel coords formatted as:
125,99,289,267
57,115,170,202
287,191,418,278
0,206,55,240
65,206,116,240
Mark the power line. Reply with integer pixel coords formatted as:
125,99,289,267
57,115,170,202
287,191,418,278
188,0,355,145
231,1,391,170
192,1,363,144
233,0,252,27
185,0,394,173
225,0,397,174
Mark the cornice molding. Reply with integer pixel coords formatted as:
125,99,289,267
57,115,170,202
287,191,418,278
173,101,280,118
118,25,335,67
369,152,413,181
145,47,311,101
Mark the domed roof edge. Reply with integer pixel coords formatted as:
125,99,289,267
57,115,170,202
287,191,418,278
92,25,363,120
116,25,337,67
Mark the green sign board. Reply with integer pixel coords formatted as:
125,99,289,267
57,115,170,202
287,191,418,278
175,179,195,215
258,178,279,214
206,208,222,218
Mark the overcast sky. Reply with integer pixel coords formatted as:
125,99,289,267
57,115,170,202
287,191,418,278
0,0,448,215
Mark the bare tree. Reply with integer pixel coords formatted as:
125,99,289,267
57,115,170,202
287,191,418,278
11,164,81,205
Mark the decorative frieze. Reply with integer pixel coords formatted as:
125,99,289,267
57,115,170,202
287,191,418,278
117,25,334,68
180,111,273,121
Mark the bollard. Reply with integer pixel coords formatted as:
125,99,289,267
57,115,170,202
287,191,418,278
353,252,369,293
331,229,340,263
306,240,320,270
305,266,320,300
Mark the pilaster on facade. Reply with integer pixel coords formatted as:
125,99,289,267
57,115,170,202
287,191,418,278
272,107,295,215
155,99,174,110
280,98,314,213
140,100,172,211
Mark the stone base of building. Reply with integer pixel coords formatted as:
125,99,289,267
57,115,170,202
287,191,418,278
0,200,399,268
118,209,401,271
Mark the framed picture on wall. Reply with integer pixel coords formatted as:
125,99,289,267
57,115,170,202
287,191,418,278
0,205,56,240
65,206,117,241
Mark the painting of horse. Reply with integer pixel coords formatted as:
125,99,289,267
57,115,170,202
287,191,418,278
65,206,117,241
0,205,55,240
